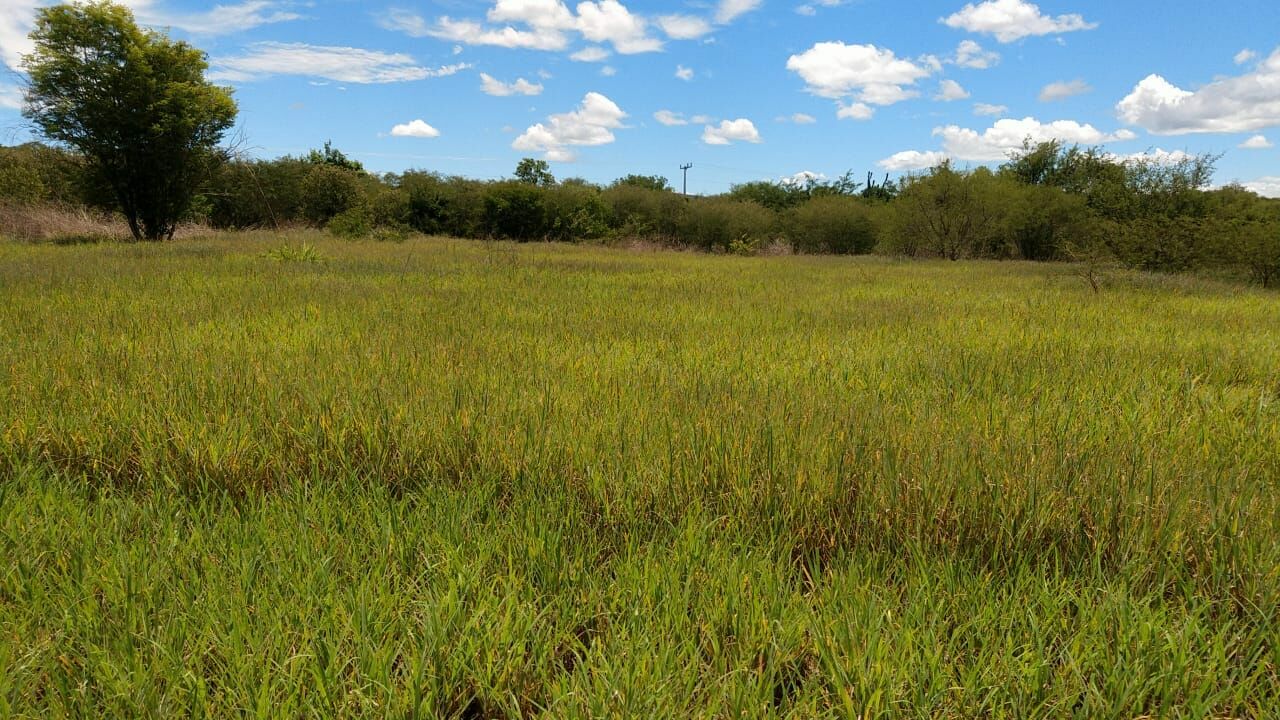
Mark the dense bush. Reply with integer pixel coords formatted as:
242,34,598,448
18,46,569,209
5,141,1280,288
677,198,776,252
787,195,878,254
483,181,548,240
301,165,362,226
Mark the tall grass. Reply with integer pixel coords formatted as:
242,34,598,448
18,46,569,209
1,231,1278,717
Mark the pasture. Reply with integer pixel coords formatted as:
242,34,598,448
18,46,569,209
1,233,1278,717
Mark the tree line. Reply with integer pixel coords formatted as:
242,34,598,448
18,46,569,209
1,1,1277,286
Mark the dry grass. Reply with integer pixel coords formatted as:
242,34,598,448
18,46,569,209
0,202,212,242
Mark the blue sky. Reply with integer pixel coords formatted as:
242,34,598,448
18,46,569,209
1,0,1278,195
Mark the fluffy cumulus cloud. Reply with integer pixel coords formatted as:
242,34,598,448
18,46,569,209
1038,79,1090,102
1239,134,1273,149
786,42,934,117
385,0,662,56
513,91,626,161
1117,49,1280,134
936,79,971,101
880,116,1136,168
878,150,950,170
952,40,999,69
1242,177,1280,198
935,117,1135,161
942,0,1097,43
702,118,762,145
210,43,469,83
479,72,543,96
390,119,441,138
780,170,825,186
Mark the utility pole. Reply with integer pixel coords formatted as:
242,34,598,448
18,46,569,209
680,163,693,197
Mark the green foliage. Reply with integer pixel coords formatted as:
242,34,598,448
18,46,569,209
305,141,364,172
677,198,775,251
22,1,237,240
787,195,879,255
609,174,672,192
727,181,807,211
543,183,609,241
326,206,373,239
484,181,547,240
514,158,555,187
262,241,326,263
602,184,685,240
888,164,1011,260
206,157,311,229
301,165,363,226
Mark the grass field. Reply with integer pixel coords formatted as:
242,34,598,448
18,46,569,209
1,232,1278,718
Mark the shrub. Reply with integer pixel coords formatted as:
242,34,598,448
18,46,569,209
326,206,372,239
676,198,776,252
544,183,609,241
602,185,685,241
301,165,362,226
483,181,547,240
788,196,878,255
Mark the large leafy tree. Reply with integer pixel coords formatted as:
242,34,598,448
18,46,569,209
22,2,237,240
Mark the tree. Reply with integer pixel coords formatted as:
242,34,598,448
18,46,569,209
22,2,237,240
610,174,671,192
306,141,364,172
514,158,555,186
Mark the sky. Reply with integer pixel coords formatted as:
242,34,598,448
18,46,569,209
0,0,1278,196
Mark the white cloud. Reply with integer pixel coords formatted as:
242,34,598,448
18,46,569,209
691,114,713,123
781,170,826,186
148,1,301,36
675,64,694,81
796,0,844,16
512,91,627,161
935,117,1135,161
1038,79,1090,102
1111,148,1192,165
837,102,874,120
480,72,543,96
210,43,470,83
390,119,441,138
1,0,297,72
715,0,762,24
1242,177,1280,198
1235,49,1257,65
1117,50,1280,134
974,102,1008,116
576,1,661,54
1239,134,1273,149
788,112,817,124
952,40,999,69
600,65,617,76
570,46,610,62
653,109,688,126
786,41,933,109
879,150,949,170
942,0,1097,43
656,14,712,39
395,0,661,55
936,79,971,101
702,118,762,145
0,82,22,109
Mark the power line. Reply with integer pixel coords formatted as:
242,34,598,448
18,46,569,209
679,163,693,196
